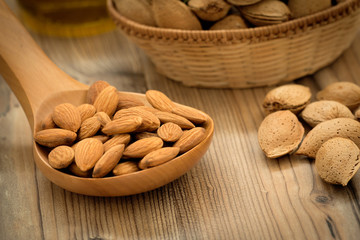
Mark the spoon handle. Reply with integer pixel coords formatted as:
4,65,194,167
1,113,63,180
0,0,87,127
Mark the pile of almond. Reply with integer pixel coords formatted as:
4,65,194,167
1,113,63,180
258,82,360,186
34,81,208,178
114,0,345,31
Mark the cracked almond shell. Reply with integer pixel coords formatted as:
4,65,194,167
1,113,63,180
300,100,354,127
258,110,304,158
315,137,360,186
263,84,311,114
296,118,360,158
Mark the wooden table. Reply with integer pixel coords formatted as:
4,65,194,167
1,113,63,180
1,3,360,240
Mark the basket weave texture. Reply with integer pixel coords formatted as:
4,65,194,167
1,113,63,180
107,0,360,88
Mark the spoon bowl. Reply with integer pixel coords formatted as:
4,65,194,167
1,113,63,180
0,1,214,196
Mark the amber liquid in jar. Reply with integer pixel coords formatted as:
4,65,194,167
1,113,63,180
17,0,115,37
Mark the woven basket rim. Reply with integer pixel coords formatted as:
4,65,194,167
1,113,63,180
107,0,360,42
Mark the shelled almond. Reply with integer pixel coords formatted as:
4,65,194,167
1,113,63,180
34,81,209,178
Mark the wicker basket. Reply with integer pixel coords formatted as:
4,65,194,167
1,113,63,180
107,0,360,88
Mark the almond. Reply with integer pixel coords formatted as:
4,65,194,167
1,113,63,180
157,122,183,142
258,110,304,158
77,104,96,123
117,92,145,110
34,128,77,148
134,132,159,140
52,103,81,132
145,90,176,112
48,146,75,169
112,161,139,176
296,118,360,158
77,116,101,140
74,138,104,171
315,137,360,186
87,80,110,104
104,134,131,152
68,162,92,178
113,107,160,132
263,84,312,114
95,111,112,127
93,85,120,117
123,137,163,158
102,116,143,135
40,112,56,130
91,134,110,143
171,105,207,124
173,127,206,153
138,147,180,169
153,111,195,129
93,144,125,178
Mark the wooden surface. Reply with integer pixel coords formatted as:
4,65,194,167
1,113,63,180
1,3,360,240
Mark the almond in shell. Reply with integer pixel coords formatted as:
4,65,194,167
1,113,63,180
48,146,75,169
296,118,360,158
157,122,183,142
93,144,125,178
113,161,140,176
258,110,304,158
93,85,120,117
123,137,164,158
75,138,104,171
315,137,360,186
52,103,81,132
102,116,143,135
173,127,206,153
34,128,77,148
138,147,180,169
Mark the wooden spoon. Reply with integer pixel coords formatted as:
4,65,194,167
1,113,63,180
0,1,214,196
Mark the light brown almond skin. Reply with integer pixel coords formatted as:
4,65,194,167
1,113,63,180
171,105,208,124
316,82,360,110
93,144,125,178
153,111,195,129
113,107,160,132
157,122,183,142
138,147,180,169
68,162,92,178
52,103,81,132
112,161,140,176
134,132,159,140
87,80,110,104
102,116,143,135
77,116,101,140
173,127,206,153
315,137,360,186
95,111,112,127
117,92,145,110
145,90,176,112
258,110,304,158
104,134,131,152
296,118,360,159
75,138,104,172
48,146,75,169
34,128,77,148
263,84,312,114
90,135,110,143
40,112,56,130
123,137,164,158
210,14,248,30
77,104,96,123
93,85,120,117
300,100,354,127
288,0,331,18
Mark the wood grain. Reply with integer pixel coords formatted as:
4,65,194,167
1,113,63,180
1,2,360,239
